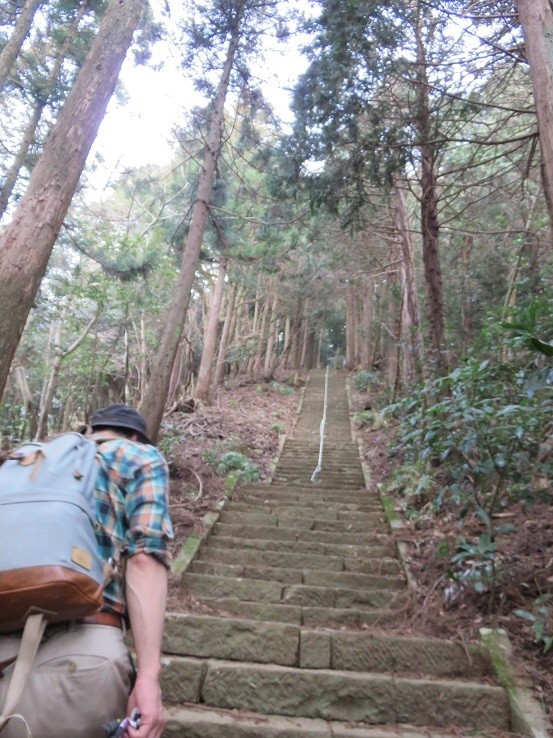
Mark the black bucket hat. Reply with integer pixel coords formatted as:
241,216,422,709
91,403,152,445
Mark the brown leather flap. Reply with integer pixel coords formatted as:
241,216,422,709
0,566,102,633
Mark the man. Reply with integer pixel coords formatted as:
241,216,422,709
0,404,174,738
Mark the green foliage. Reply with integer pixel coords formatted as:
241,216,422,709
204,437,260,483
502,301,553,358
450,534,498,594
514,596,553,654
271,382,294,396
0,402,25,446
386,350,552,609
215,452,261,482
353,409,386,430
383,462,433,517
388,357,551,512
157,425,181,462
352,370,380,393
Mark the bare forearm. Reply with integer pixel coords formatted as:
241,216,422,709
125,552,168,678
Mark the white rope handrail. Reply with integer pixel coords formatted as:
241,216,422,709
311,366,329,482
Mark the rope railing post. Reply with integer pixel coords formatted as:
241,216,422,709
311,366,329,482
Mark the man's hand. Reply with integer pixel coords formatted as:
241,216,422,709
126,674,165,738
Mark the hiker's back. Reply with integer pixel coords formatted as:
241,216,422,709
0,432,133,738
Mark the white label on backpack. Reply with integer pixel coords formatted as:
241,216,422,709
71,547,92,571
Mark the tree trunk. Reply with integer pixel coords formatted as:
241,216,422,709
35,304,97,439
263,292,279,380
0,0,44,90
195,260,227,402
393,177,424,380
461,235,474,354
139,25,242,441
414,5,446,371
282,316,291,368
359,277,374,371
369,287,382,370
253,288,271,378
0,0,89,217
14,366,38,439
517,0,553,247
213,282,237,388
345,282,356,369
0,0,146,402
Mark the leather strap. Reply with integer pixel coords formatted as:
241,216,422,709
77,612,123,629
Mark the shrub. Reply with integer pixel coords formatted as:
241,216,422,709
216,451,260,482
386,354,552,610
352,370,380,393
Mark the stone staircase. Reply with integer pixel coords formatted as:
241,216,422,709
161,370,515,737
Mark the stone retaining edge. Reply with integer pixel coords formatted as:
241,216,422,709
171,377,308,578
479,628,551,738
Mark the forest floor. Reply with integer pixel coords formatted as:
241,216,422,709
164,369,552,726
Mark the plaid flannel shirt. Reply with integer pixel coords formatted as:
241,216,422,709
92,432,174,614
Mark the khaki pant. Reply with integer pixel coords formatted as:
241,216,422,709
0,624,133,738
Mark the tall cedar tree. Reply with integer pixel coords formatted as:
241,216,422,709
283,0,472,370
517,0,553,245
0,0,146,401
139,0,287,441
0,0,43,89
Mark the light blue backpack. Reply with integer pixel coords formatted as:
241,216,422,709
0,432,107,734
0,432,105,631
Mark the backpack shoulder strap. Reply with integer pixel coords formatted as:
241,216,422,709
0,613,46,736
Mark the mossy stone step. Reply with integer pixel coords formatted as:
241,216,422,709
235,495,382,513
226,504,387,526
161,658,510,730
211,522,392,547
196,546,345,572
273,478,365,493
218,511,389,534
239,484,377,501
162,614,492,679
191,559,404,591
182,573,404,609
204,537,400,567
164,704,507,738
236,492,379,507
193,598,398,628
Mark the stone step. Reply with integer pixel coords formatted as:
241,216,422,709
191,560,404,591
211,523,393,548
239,485,377,503
161,658,510,730
162,614,492,678
225,504,388,526
163,703,500,738
277,457,363,464
272,476,367,487
181,573,405,609
194,598,398,628
273,462,363,471
272,477,366,488
197,546,345,572
218,511,389,534
235,495,382,513
273,472,365,478
204,538,401,572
